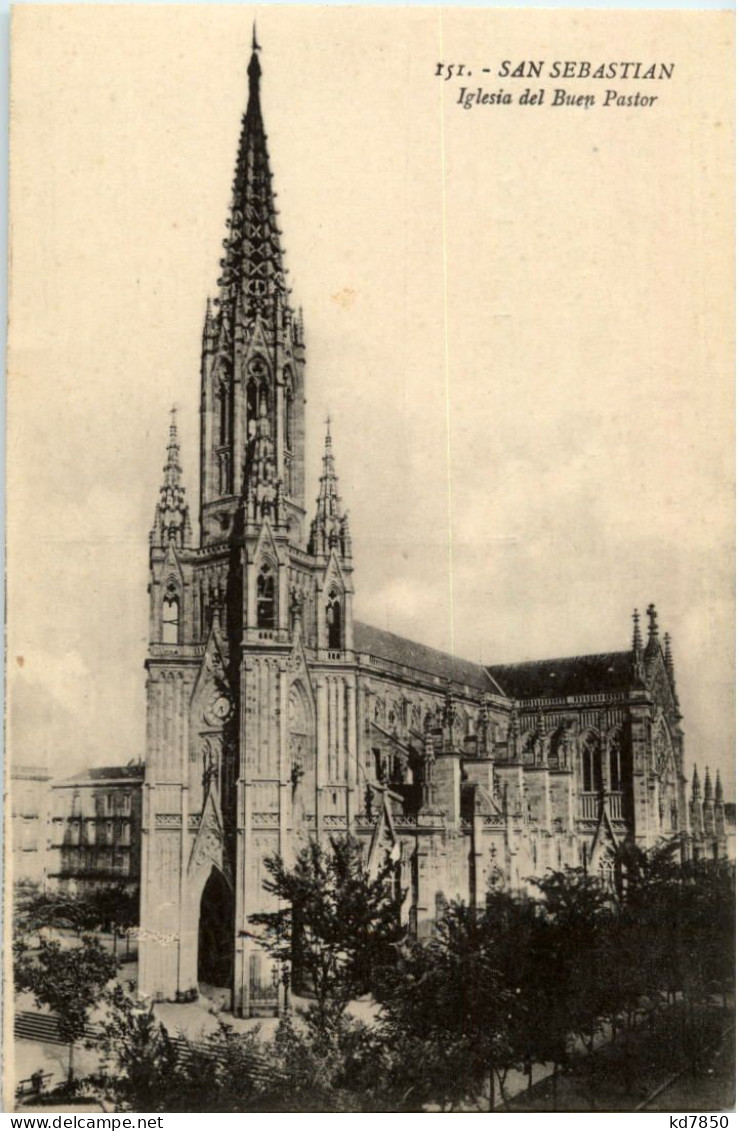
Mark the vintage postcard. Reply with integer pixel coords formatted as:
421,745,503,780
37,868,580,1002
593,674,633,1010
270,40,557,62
5,4,734,1115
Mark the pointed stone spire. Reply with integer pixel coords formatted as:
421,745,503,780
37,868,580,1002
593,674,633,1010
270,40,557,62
214,36,289,331
690,763,705,842
692,763,702,799
715,771,726,840
631,608,646,686
704,767,714,801
151,408,192,548
632,607,643,654
663,632,674,683
308,416,351,560
703,768,716,835
715,770,724,804
202,298,217,354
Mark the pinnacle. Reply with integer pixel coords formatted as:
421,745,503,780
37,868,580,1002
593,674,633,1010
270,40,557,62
151,410,191,549
692,763,702,797
632,607,643,654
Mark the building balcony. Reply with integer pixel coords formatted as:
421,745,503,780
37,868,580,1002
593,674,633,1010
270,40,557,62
579,792,624,821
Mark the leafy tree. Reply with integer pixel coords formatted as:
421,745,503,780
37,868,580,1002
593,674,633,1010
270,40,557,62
90,989,390,1112
91,989,270,1112
14,935,119,1080
376,902,517,1111
91,987,180,1110
530,867,614,1109
14,883,89,941
86,885,140,957
265,1009,393,1111
250,836,405,1028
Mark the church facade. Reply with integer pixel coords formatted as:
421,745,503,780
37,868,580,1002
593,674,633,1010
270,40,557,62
138,42,723,1015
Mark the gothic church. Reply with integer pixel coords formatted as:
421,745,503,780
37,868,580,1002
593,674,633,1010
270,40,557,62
138,41,721,1015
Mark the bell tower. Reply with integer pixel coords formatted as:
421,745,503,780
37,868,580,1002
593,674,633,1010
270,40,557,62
140,33,359,1015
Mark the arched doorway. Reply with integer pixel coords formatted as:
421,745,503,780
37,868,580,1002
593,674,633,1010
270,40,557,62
198,867,233,989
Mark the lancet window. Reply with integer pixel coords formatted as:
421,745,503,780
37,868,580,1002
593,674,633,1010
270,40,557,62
162,586,180,644
581,733,602,793
326,588,342,650
256,563,276,629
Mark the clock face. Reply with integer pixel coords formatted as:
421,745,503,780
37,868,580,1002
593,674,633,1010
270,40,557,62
211,695,232,722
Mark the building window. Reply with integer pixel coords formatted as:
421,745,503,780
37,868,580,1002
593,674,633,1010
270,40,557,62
257,564,275,629
610,734,622,791
162,593,180,644
218,450,231,495
247,378,259,432
326,590,342,650
284,373,294,450
582,735,602,793
218,387,230,446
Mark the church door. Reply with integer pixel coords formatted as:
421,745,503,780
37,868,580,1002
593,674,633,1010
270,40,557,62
197,867,233,989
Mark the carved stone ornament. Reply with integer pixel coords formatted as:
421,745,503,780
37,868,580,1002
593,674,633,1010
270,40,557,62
191,817,222,871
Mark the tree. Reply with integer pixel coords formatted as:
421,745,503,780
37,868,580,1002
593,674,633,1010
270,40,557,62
376,902,516,1111
14,883,89,942
531,867,614,1110
89,986,399,1112
91,987,180,1110
14,935,119,1081
249,836,405,1028
85,885,140,958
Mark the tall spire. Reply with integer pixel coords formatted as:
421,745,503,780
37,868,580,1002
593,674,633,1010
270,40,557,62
151,408,192,548
703,768,714,802
632,608,643,654
691,763,702,799
308,417,351,561
703,768,716,835
663,632,675,683
214,36,288,332
715,770,724,804
631,608,646,687
200,35,306,541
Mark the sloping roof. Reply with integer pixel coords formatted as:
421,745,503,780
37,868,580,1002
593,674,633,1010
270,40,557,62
353,621,493,692
485,652,632,701
59,763,145,785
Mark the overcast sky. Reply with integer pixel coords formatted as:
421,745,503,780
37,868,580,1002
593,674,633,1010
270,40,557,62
7,6,734,795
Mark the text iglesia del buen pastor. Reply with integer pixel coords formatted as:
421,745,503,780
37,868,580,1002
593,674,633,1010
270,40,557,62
457,87,660,109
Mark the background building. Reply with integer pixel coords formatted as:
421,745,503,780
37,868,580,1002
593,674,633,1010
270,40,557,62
10,763,51,885
48,762,144,894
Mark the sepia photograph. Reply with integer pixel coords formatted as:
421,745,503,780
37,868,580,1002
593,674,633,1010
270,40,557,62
5,4,735,1114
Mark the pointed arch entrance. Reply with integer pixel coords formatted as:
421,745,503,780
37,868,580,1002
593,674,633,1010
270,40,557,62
198,866,234,989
